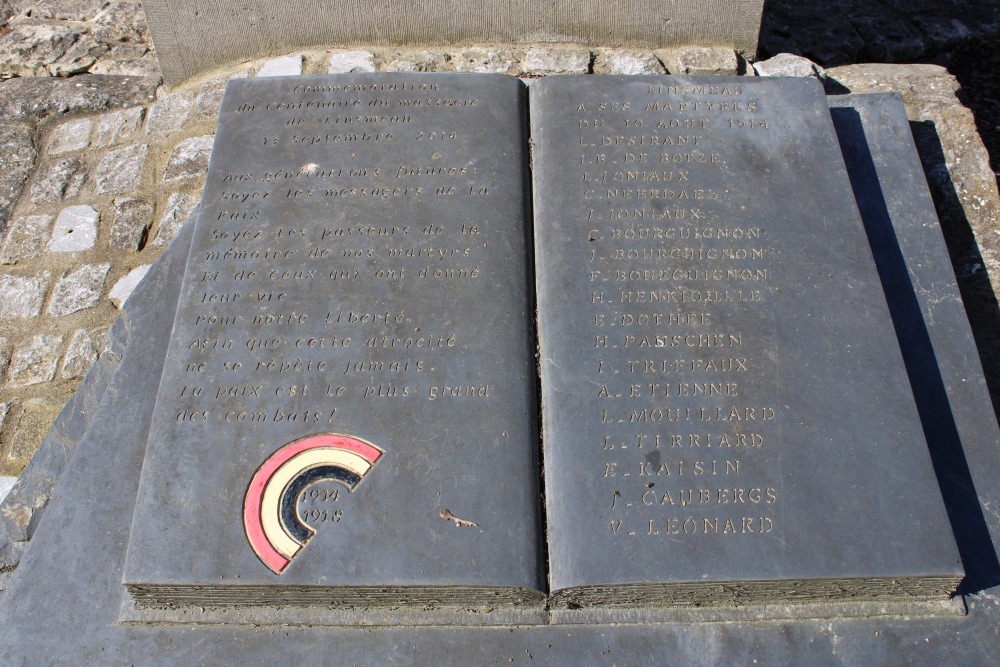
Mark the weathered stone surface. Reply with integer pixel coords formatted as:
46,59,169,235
152,192,198,246
95,106,145,148
9,397,64,460
0,477,14,503
108,264,150,308
47,118,93,155
0,539,25,572
47,31,110,77
454,48,516,74
145,91,193,135
47,263,110,316
196,70,250,117
0,75,158,120
754,53,825,78
6,334,62,388
657,46,739,75
521,48,591,75
109,198,151,250
25,0,109,21
593,50,665,75
383,51,447,73
0,337,10,382
257,55,302,77
30,158,86,204
163,135,213,182
49,205,98,253
825,64,1000,282
94,142,147,194
0,215,52,265
59,328,97,380
90,325,111,358
89,44,160,78
0,23,81,77
327,50,375,73
0,122,37,237
92,1,151,44
0,273,47,319
913,17,973,49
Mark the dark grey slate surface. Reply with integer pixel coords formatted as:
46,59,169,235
531,75,962,605
122,74,543,610
1,86,1000,663
829,93,1000,596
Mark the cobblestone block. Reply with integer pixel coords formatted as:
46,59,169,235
108,198,151,250
0,216,53,265
0,23,81,78
257,55,302,77
384,51,448,73
9,397,63,460
0,273,48,319
0,337,10,383
196,70,250,117
49,205,98,253
657,46,739,75
94,142,147,194
454,48,516,74
328,51,376,73
6,335,63,388
0,122,37,237
47,118,93,155
59,329,97,380
145,91,193,135
163,135,213,182
47,263,110,317
108,264,151,308
0,402,8,435
95,106,145,148
152,192,198,247
753,53,824,78
594,51,665,75
521,48,592,75
30,158,86,204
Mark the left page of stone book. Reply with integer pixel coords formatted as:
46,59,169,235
122,74,544,615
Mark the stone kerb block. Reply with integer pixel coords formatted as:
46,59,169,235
257,55,302,78
49,206,99,253
109,198,152,251
521,49,592,76
30,158,87,205
108,265,152,308
59,329,98,380
593,51,665,75
145,92,193,135
656,46,739,75
47,263,111,317
152,193,198,246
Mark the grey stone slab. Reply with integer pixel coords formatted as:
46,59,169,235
256,54,302,77
108,264,151,308
151,191,198,246
593,51,665,76
327,51,375,74
5,109,1000,658
530,75,962,608
656,46,739,75
123,74,542,616
141,0,764,84
0,122,37,238
828,93,1000,594
59,328,98,380
521,48,592,75
47,263,110,316
0,74,158,121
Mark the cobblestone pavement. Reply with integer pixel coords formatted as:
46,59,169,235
0,0,997,585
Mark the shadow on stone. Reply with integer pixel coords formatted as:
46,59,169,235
833,107,1000,594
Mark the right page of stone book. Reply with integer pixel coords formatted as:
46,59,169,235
530,75,964,611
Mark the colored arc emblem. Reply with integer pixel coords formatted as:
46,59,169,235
243,433,383,575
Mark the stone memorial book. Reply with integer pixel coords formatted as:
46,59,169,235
122,73,962,622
